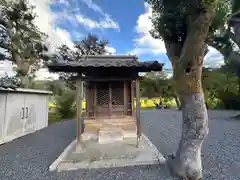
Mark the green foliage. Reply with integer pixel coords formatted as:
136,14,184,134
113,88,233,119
140,71,175,98
202,67,240,109
0,75,21,89
54,89,77,119
0,0,49,88
140,68,240,110
209,1,230,33
210,0,240,76
52,34,109,82
232,0,240,13
163,98,178,109
145,0,229,48
48,112,62,124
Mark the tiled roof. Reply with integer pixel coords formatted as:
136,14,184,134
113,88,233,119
48,55,163,72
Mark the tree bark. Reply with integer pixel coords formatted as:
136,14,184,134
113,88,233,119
168,92,208,179
164,5,215,179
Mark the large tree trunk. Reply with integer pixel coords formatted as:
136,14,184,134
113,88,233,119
168,94,208,179
165,5,215,178
167,63,209,179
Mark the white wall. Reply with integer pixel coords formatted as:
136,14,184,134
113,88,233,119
0,89,51,145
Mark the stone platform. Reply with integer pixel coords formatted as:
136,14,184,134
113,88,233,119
49,134,166,172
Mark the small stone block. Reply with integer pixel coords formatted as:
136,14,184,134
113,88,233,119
98,128,123,144
81,133,98,141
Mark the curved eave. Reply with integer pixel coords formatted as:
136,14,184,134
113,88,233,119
47,60,164,73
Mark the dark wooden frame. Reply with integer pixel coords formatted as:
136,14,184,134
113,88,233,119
76,76,142,147
48,55,163,148
85,80,131,119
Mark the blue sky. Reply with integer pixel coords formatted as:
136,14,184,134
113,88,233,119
51,0,144,53
0,0,224,79
45,0,176,70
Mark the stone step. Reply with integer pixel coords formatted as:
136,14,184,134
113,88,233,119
98,127,123,144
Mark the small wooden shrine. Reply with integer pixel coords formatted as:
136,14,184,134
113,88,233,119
48,55,163,146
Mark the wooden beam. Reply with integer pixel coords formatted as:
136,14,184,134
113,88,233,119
85,82,89,118
124,81,128,116
76,79,83,144
73,77,140,81
109,84,112,118
93,84,97,118
131,81,135,116
135,79,141,147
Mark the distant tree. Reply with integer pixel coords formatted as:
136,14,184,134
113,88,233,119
0,0,48,87
209,0,240,77
74,33,108,56
53,34,109,88
140,72,181,109
0,75,20,89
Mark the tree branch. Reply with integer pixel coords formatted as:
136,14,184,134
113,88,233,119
178,6,216,70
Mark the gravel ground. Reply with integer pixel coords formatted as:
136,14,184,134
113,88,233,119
0,110,240,180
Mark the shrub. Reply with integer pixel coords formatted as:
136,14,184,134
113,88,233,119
48,112,62,124
54,89,77,119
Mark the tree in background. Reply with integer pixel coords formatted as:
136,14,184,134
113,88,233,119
0,0,48,87
209,0,240,82
140,71,181,109
54,34,109,85
45,34,109,119
74,33,108,56
207,0,240,109
145,0,230,178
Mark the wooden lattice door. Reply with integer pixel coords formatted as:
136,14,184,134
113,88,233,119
94,81,125,118
96,82,110,117
111,82,124,117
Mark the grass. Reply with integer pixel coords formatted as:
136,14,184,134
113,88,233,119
47,97,177,124
49,98,177,110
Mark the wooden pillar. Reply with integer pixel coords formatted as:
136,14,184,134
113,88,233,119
124,81,128,116
109,84,112,118
93,84,97,118
131,80,135,116
135,78,141,147
76,79,83,144
85,82,89,118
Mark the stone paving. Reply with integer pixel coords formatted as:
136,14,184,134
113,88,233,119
53,135,165,171
0,110,240,180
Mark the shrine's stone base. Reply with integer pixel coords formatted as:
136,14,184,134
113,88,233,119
83,117,137,135
49,134,166,172
98,127,124,144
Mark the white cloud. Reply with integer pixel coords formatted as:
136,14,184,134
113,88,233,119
35,68,59,80
76,14,119,31
0,0,119,80
204,46,224,68
28,0,74,80
132,3,166,56
52,0,70,6
29,0,74,51
79,0,120,31
0,0,72,80
105,46,116,55
0,61,16,77
81,0,105,16
55,27,74,49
